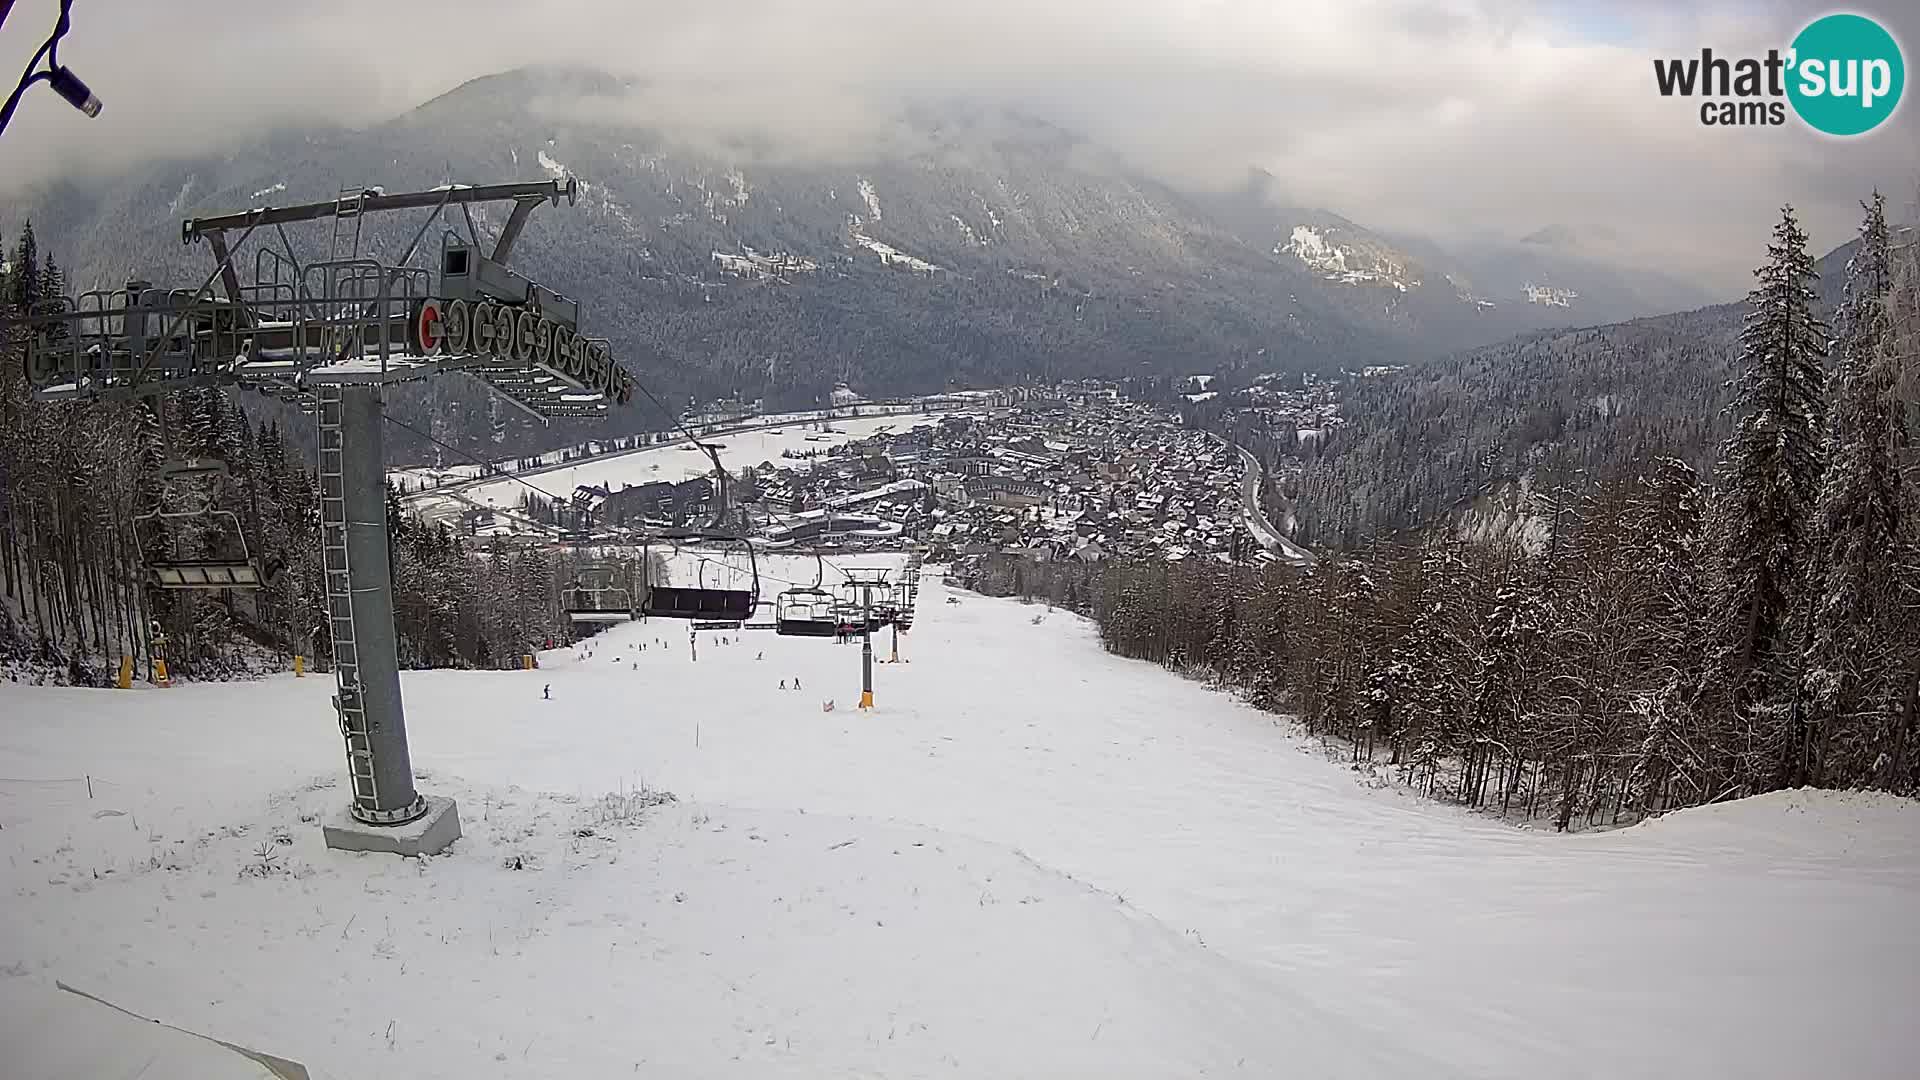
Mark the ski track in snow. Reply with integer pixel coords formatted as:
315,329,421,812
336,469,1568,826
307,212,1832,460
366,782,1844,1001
2,571,1918,1078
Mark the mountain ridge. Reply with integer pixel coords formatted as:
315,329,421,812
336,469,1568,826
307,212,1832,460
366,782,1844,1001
1284,233,1874,549
3,66,1724,458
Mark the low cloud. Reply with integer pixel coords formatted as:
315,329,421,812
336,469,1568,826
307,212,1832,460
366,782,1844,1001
3,0,1914,290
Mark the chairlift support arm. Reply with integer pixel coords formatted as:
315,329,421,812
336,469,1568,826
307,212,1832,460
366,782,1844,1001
181,178,579,248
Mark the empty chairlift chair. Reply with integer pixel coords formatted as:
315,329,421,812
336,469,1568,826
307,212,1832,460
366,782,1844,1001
641,532,759,622
132,458,264,589
774,588,839,637
773,555,836,637
831,581,890,634
563,563,634,624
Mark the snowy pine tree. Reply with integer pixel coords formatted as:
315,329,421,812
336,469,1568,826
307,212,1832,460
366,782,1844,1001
8,222,39,312
1713,206,1828,720
1800,194,1900,785
1876,198,1920,792
38,254,66,341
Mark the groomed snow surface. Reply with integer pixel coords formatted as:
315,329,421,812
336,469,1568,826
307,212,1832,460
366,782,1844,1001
4,571,1918,1078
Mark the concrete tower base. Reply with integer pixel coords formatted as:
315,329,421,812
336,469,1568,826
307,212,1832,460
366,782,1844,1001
322,795,462,857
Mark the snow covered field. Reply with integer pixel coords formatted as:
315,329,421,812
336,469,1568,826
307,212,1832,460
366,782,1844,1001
3,571,1918,1078
402,413,944,532
390,405,952,490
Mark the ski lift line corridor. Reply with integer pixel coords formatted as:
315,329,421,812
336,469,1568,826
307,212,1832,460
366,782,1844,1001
14,176,637,854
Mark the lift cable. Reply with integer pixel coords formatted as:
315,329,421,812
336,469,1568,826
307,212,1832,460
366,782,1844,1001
379,413,570,505
382,412,801,590
385,396,885,596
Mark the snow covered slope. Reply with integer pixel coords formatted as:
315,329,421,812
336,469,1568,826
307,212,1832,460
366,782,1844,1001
416,412,940,530
3,572,1917,1078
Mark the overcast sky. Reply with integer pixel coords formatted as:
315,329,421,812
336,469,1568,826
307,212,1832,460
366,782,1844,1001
3,0,1915,291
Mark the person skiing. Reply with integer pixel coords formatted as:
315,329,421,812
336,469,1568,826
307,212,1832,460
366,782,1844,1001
780,679,787,690
794,676,802,691
543,684,551,700
756,651,764,661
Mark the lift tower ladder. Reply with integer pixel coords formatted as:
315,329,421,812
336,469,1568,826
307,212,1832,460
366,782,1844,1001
316,382,384,813
314,185,388,815
329,186,369,263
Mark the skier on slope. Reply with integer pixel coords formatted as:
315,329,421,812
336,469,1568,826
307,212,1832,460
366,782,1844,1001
543,684,551,700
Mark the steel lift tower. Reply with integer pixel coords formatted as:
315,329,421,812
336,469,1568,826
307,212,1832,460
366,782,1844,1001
842,567,892,709
19,178,634,856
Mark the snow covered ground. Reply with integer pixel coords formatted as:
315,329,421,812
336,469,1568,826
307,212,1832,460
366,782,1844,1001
391,407,948,494
406,413,944,533
3,571,1918,1078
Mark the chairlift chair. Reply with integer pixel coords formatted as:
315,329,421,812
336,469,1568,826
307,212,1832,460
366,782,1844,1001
641,530,759,622
773,553,838,637
132,458,264,590
830,580,892,633
631,391,759,622
830,599,874,636
161,457,230,482
775,588,839,637
563,561,634,623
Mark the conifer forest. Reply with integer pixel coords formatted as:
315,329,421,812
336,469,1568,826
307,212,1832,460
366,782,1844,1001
958,199,1920,822
0,224,566,681
6,194,1919,820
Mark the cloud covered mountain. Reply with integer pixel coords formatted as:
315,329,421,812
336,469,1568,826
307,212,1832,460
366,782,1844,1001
3,67,1723,454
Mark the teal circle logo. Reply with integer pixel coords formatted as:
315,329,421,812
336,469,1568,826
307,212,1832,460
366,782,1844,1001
1787,13,1904,136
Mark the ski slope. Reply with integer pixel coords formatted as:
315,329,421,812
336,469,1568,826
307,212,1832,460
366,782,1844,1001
3,571,1918,1078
